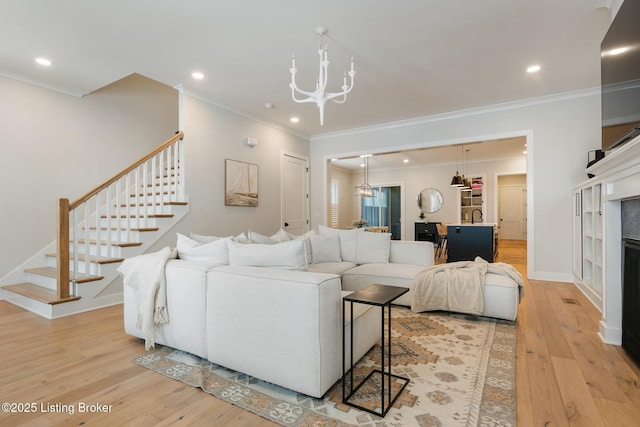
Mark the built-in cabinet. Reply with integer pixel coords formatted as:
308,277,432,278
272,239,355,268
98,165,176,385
573,180,603,310
457,175,486,224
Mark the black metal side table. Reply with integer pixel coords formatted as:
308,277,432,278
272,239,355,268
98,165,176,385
342,284,410,417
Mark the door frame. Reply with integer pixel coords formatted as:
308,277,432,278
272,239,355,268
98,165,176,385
493,172,527,240
498,183,527,239
280,150,310,233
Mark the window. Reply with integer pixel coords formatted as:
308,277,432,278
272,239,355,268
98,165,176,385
330,180,339,228
361,185,402,239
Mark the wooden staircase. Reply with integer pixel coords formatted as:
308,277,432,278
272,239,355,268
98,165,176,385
0,132,188,318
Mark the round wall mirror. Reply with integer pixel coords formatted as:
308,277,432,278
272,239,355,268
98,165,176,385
417,188,444,213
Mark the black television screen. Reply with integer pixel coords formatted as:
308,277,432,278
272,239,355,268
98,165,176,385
601,0,640,151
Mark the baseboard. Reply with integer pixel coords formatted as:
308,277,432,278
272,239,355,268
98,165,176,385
599,320,622,345
530,271,574,283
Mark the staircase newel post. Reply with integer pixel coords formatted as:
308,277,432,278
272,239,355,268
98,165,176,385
57,198,70,299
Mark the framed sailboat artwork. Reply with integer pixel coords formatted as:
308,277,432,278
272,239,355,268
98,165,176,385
225,159,258,207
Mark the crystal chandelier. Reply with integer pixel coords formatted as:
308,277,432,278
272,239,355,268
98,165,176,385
290,26,356,126
355,154,375,197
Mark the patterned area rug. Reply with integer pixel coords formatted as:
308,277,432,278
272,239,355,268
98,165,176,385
133,307,516,426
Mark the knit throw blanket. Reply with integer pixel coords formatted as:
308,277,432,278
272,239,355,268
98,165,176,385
117,247,177,350
411,257,523,316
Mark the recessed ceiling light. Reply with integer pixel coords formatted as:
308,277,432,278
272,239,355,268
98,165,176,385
191,71,204,80
403,159,409,163
290,117,299,123
603,46,630,56
523,150,527,154
526,65,541,73
35,57,51,66
264,102,274,109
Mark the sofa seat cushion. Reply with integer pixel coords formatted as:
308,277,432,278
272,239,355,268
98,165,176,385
342,263,426,306
307,261,357,277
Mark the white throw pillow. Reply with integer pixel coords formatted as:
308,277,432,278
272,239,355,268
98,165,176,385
232,232,251,244
355,232,391,264
286,229,315,262
190,233,222,244
176,233,231,264
248,230,278,244
309,234,341,264
318,225,363,263
248,229,292,244
285,229,316,240
227,239,308,271
271,229,291,242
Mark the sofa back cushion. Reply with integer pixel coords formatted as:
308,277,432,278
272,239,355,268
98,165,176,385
389,241,434,266
355,232,391,264
318,225,364,263
177,233,231,264
248,229,291,244
309,234,341,263
227,239,308,271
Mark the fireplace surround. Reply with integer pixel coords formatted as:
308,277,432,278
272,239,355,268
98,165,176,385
584,136,640,345
622,238,640,364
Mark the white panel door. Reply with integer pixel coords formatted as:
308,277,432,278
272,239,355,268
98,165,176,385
281,153,309,235
499,185,526,240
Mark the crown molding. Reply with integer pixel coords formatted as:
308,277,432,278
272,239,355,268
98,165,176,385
310,86,600,141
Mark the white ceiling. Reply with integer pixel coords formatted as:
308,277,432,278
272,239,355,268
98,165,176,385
1,0,612,140
331,136,527,171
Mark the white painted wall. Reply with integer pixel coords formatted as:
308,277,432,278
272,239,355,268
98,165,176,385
1,76,309,292
331,156,525,240
144,94,310,252
310,90,602,281
0,74,178,278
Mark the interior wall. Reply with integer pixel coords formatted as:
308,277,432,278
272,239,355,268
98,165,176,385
144,94,309,252
310,90,601,281
0,73,178,278
334,156,525,239
498,174,527,186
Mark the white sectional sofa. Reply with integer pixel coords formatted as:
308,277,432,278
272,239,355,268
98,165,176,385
124,259,380,398
122,226,521,398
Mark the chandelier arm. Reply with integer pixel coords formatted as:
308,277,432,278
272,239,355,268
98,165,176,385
290,85,320,103
289,28,356,125
328,69,356,103
290,73,322,102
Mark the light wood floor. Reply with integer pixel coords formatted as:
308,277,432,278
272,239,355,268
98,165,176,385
1,241,639,426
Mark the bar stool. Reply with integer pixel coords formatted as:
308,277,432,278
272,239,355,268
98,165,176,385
435,223,448,259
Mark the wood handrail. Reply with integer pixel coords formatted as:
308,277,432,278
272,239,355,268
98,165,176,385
69,131,184,210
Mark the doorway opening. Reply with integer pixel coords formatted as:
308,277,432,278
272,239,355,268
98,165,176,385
361,185,402,239
497,173,527,240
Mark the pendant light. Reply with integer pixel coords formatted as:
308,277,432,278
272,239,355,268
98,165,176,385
460,148,471,189
450,146,464,187
355,154,375,197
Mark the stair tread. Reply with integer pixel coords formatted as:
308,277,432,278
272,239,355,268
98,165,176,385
130,192,176,197
100,214,174,218
45,253,124,264
2,283,81,305
118,201,188,207
74,239,142,247
86,226,160,232
25,267,103,284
